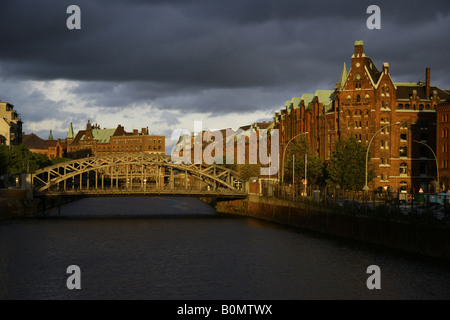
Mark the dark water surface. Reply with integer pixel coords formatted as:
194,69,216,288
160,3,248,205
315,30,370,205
1,197,449,300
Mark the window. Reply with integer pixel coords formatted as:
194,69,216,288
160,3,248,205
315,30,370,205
419,163,427,175
356,95,361,103
380,140,384,148
400,133,407,141
400,146,407,157
400,163,407,176
420,120,428,129
420,133,427,141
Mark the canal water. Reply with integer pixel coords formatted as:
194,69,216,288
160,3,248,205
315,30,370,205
0,197,449,300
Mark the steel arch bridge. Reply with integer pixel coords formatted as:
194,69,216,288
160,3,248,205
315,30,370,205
31,154,246,198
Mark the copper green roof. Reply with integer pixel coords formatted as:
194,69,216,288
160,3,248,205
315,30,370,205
300,94,315,104
67,122,75,139
80,128,116,143
315,90,334,105
338,62,347,90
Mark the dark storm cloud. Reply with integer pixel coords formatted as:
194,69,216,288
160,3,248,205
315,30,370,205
0,0,449,117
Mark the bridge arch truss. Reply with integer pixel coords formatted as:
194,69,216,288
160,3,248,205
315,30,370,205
31,154,244,196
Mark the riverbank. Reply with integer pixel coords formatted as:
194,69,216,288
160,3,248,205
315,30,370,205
216,194,450,262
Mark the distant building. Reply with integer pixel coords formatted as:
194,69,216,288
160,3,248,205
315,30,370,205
0,100,22,146
22,133,63,159
66,120,165,159
173,120,276,176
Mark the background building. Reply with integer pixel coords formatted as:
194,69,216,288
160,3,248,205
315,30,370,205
0,100,22,146
66,121,165,159
22,132,63,159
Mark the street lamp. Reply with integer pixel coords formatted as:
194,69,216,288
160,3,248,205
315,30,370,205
281,132,309,195
364,122,401,192
412,139,439,192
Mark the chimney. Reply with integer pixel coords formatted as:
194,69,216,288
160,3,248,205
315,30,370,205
86,120,93,139
354,40,364,57
426,68,430,98
383,62,389,74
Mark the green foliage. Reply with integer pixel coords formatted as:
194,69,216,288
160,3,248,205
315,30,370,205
51,157,72,165
0,144,61,175
326,136,375,191
238,164,261,181
284,135,325,185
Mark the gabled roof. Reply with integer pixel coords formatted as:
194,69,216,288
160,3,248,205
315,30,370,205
45,140,58,148
364,57,382,85
90,129,117,144
71,128,117,144
315,90,334,105
300,94,315,104
22,133,47,150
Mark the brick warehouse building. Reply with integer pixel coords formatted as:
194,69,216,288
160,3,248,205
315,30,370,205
437,98,450,191
275,40,450,193
66,120,165,159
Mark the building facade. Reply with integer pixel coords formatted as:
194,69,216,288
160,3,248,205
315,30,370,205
274,40,450,193
0,100,22,146
66,121,165,159
436,99,450,191
22,133,64,159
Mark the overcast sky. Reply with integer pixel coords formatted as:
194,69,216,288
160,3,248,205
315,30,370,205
1,0,449,153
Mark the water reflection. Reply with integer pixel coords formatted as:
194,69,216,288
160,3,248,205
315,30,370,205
0,197,449,300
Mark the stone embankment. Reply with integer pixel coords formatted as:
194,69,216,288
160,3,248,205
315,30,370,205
216,194,450,261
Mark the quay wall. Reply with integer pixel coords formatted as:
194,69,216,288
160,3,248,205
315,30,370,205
216,194,450,261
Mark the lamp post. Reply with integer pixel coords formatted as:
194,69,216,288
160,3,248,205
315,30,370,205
281,132,309,196
364,122,401,192
412,139,439,192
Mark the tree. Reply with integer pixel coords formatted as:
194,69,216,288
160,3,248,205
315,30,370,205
283,135,325,186
326,136,375,191
0,145,55,175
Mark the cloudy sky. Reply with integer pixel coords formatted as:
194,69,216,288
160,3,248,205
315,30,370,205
1,0,449,153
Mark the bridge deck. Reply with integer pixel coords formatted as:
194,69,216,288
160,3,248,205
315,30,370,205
38,189,248,199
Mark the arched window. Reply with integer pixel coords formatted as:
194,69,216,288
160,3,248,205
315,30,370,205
356,95,361,102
